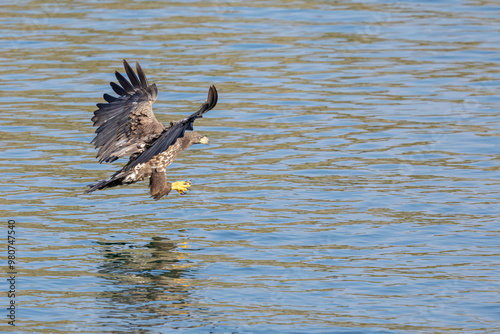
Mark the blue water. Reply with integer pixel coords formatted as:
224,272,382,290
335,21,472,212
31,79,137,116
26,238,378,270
1,0,500,333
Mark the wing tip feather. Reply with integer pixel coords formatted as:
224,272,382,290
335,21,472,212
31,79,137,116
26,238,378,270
135,61,149,89
123,59,141,89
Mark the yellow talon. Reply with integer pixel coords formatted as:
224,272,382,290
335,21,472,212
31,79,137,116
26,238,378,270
171,181,192,195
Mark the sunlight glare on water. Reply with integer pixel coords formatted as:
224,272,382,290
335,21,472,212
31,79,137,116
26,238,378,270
0,0,500,333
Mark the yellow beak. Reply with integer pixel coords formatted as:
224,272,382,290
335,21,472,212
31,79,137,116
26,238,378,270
200,136,210,145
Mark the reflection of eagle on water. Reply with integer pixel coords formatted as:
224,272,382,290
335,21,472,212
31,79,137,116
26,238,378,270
85,60,218,199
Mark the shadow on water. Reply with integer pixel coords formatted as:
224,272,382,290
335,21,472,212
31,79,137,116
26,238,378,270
96,237,197,331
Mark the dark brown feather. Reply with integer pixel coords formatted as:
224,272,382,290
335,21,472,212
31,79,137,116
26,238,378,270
135,61,148,89
90,60,164,163
125,85,218,171
110,82,127,96
114,71,135,94
123,59,141,89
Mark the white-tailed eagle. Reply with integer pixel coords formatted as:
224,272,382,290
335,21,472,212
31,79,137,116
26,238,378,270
85,60,218,199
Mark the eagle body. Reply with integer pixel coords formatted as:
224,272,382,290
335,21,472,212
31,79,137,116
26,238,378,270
86,60,217,199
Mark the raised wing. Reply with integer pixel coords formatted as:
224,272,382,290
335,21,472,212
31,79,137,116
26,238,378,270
91,60,165,163
125,85,218,171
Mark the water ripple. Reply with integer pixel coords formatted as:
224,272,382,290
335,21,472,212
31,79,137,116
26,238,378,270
1,0,499,333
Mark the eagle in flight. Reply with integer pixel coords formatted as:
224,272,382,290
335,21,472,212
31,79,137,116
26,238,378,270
85,60,218,199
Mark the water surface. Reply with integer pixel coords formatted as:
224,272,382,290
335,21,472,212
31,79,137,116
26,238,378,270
1,0,499,333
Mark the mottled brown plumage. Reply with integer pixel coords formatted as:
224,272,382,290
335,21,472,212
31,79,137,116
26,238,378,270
85,60,217,199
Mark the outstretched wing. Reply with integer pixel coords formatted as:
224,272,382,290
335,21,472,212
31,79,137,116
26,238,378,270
91,60,165,163
125,85,218,171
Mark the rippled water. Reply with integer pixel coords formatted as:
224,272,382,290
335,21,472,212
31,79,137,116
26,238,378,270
1,0,500,333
